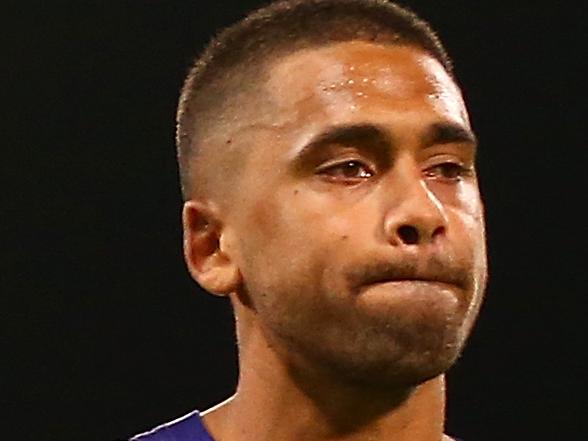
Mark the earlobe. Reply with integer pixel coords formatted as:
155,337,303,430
182,200,242,296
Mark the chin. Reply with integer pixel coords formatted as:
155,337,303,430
333,342,464,390
311,309,469,389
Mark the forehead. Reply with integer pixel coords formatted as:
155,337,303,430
264,41,468,129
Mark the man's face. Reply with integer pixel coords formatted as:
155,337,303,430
225,42,487,387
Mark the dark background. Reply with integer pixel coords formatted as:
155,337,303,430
5,1,585,440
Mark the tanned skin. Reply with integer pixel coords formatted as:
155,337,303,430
183,42,487,441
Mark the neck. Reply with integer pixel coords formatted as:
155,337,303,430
202,315,450,441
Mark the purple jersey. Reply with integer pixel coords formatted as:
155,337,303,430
129,409,462,441
130,410,214,441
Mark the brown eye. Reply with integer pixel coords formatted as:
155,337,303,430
425,162,471,181
318,160,374,181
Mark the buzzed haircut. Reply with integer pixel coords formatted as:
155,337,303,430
176,0,453,201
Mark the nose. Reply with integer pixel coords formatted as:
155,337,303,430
383,176,448,247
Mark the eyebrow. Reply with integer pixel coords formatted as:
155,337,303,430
422,122,478,148
291,123,391,161
290,121,478,165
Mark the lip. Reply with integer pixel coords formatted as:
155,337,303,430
374,277,454,284
366,278,463,290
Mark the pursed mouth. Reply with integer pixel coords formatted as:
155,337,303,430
348,261,471,294
367,277,465,290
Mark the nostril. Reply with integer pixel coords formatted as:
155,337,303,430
397,225,419,245
432,226,446,239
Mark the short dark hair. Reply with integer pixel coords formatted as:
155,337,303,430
176,0,453,201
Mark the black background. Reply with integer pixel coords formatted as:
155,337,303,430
5,1,585,440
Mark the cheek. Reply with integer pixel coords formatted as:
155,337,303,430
251,186,361,240
451,196,487,303
450,191,485,265
236,189,348,321
427,180,481,212
458,181,484,218
240,187,367,284
238,189,327,283
458,185,486,265
443,182,486,280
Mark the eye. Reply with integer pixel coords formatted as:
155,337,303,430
424,162,472,182
317,160,374,182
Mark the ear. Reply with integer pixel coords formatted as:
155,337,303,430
182,200,242,296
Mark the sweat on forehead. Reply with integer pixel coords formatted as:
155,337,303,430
266,42,461,112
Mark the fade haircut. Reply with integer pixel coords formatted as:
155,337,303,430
176,0,453,201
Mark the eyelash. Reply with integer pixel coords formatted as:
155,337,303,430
317,160,374,182
317,160,472,183
424,162,473,182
